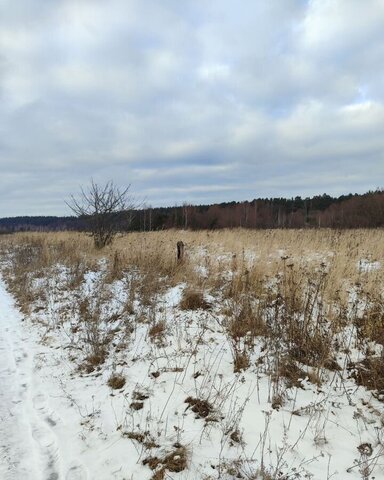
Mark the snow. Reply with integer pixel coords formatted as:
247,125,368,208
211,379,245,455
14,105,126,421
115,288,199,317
0,281,41,479
1,260,384,479
357,259,381,273
0,278,92,479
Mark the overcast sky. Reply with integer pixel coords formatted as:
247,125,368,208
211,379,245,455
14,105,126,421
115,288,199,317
1,0,384,216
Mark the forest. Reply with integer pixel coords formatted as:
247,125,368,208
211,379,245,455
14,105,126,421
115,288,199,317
1,189,383,233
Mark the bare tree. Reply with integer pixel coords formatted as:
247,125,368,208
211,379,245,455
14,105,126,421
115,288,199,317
67,180,136,249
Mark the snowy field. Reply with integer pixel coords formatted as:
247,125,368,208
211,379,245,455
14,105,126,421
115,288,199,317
1,230,384,479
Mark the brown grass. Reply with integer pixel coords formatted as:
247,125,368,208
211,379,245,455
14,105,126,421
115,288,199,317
185,396,213,418
233,350,250,373
2,229,384,298
123,430,159,449
143,445,188,478
1,228,384,393
179,288,210,310
107,373,126,389
148,321,166,341
355,292,384,346
82,352,106,373
351,356,384,395
277,357,307,389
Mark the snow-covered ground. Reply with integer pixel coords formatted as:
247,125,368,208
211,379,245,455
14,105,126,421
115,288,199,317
1,254,384,479
0,279,91,479
0,279,43,479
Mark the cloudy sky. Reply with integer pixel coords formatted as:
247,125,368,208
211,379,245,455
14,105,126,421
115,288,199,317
1,0,384,216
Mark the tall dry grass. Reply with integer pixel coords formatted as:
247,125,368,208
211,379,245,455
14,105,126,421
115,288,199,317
1,228,383,295
1,228,384,383
1,228,383,308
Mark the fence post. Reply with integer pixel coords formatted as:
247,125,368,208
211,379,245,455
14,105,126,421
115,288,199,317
177,241,185,263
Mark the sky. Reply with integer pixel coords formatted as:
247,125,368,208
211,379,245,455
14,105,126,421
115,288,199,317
1,0,384,216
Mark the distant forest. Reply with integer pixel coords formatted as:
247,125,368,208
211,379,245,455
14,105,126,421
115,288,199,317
1,190,384,233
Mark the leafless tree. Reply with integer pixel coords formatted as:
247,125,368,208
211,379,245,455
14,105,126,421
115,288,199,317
66,180,136,248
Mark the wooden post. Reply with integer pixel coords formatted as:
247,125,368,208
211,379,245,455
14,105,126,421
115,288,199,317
177,241,185,263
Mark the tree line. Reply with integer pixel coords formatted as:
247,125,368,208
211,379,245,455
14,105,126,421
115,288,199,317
1,189,384,234
131,190,384,230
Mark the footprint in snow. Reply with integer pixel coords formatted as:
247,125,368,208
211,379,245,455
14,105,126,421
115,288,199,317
32,426,56,449
46,416,57,427
33,393,48,412
0,368,16,375
32,425,60,480
33,393,62,427
47,473,59,480
14,350,27,365
66,464,88,480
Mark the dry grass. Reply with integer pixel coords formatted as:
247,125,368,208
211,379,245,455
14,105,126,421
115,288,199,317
148,320,166,342
351,356,384,394
276,357,308,389
185,396,213,419
179,288,210,310
122,430,159,449
2,228,383,288
233,350,250,372
107,373,126,389
143,445,188,478
1,228,384,386
355,292,384,346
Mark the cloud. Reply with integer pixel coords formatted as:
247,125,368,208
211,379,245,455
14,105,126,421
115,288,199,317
0,0,383,215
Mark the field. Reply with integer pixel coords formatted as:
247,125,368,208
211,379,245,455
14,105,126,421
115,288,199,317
1,229,384,479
